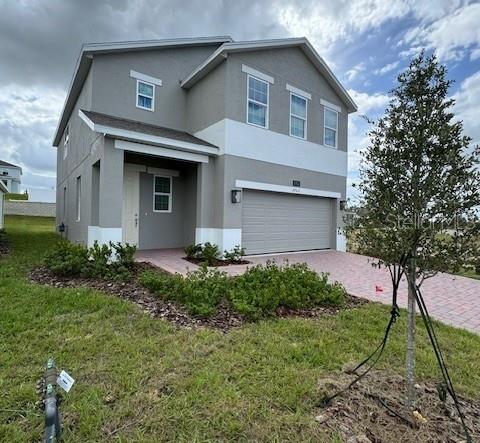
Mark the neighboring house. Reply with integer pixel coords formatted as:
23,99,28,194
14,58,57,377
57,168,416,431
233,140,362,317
0,160,22,194
0,180,7,229
53,36,357,255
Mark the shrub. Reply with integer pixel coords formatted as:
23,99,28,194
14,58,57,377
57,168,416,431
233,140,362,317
475,257,480,275
200,242,220,265
228,261,346,320
140,265,228,317
44,241,137,280
224,245,246,263
43,241,89,276
184,243,202,259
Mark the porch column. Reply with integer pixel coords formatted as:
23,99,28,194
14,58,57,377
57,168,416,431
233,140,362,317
88,137,124,246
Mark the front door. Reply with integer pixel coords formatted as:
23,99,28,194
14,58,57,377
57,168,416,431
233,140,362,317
122,167,140,246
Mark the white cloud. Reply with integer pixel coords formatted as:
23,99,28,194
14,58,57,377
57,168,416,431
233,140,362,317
402,2,480,61
348,89,390,115
374,61,399,75
345,62,366,81
453,70,480,146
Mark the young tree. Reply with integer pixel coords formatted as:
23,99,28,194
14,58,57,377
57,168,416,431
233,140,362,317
352,51,480,407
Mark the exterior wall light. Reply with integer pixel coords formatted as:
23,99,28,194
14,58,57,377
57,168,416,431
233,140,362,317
231,189,242,203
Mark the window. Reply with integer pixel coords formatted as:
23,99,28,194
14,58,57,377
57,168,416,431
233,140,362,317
247,75,269,128
136,80,154,111
63,125,69,159
2,171,8,176
153,176,172,212
290,93,307,139
324,108,338,148
76,176,81,221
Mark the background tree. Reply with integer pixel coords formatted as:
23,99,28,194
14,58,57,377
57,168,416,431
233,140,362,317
351,51,480,407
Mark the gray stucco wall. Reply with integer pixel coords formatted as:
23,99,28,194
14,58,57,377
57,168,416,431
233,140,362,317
224,48,348,152
138,165,197,249
91,46,217,132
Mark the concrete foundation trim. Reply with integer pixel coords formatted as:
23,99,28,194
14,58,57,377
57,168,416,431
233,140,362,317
88,226,123,247
195,228,242,254
336,232,347,252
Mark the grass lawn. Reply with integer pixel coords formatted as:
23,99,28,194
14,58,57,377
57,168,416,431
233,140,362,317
1,215,480,442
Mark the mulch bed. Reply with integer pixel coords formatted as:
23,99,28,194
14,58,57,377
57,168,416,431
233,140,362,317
315,370,480,442
28,264,366,331
183,257,250,267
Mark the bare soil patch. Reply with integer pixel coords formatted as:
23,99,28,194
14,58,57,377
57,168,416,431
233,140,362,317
316,370,480,442
29,264,366,331
0,231,10,258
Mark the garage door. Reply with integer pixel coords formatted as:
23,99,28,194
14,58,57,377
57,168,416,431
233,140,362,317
242,190,332,254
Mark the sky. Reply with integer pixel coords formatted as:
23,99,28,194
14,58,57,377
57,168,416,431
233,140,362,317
0,0,479,202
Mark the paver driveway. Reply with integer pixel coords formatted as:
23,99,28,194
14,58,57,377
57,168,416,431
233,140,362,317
136,249,480,334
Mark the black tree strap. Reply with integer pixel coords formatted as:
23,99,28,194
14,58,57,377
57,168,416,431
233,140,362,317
319,263,403,407
412,283,472,443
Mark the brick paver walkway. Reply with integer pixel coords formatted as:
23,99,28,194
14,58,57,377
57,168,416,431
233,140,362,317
136,249,480,334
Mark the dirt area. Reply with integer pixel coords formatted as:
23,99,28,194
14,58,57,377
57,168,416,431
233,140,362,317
0,230,10,257
29,264,366,332
316,370,480,442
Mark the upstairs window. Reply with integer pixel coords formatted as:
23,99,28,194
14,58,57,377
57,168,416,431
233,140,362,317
324,108,338,148
247,75,269,128
136,80,154,111
63,125,69,159
153,176,172,212
290,93,307,139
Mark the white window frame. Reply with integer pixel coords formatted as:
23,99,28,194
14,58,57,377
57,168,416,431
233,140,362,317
153,175,172,213
246,74,269,129
324,107,339,149
76,176,81,222
289,92,307,140
136,79,155,112
63,125,69,159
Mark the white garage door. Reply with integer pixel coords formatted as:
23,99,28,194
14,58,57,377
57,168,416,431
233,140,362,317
242,190,333,254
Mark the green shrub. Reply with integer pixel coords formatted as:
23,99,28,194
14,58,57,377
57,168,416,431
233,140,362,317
184,243,202,259
140,265,228,317
228,261,346,320
200,242,220,265
44,241,137,280
140,260,346,320
475,257,480,275
224,245,246,263
43,241,89,276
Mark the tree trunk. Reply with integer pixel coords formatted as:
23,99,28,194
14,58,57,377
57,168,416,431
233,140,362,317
406,258,416,409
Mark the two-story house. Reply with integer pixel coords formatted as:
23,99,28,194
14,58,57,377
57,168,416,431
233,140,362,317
53,36,357,255
0,160,22,194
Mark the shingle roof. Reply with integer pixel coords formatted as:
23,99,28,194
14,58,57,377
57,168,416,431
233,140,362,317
81,110,217,148
0,160,21,169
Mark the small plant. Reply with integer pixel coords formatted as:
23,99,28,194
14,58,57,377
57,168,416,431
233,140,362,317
43,240,89,276
200,242,220,265
475,257,480,276
86,241,112,278
184,243,202,259
224,245,246,263
111,242,137,268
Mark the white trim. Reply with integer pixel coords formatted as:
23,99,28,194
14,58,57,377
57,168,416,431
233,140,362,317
246,74,269,129
194,119,347,177
136,79,155,112
153,175,172,213
88,226,123,248
241,64,274,84
147,166,179,177
320,99,341,113
289,92,307,140
124,163,147,173
114,139,209,163
79,110,219,156
336,232,347,252
286,84,311,100
130,70,162,86
75,176,81,222
235,179,342,199
195,228,242,254
324,107,338,149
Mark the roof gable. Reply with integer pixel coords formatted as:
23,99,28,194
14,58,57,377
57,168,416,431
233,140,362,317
181,38,357,113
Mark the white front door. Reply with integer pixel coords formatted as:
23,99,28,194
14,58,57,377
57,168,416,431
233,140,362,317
122,167,140,246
